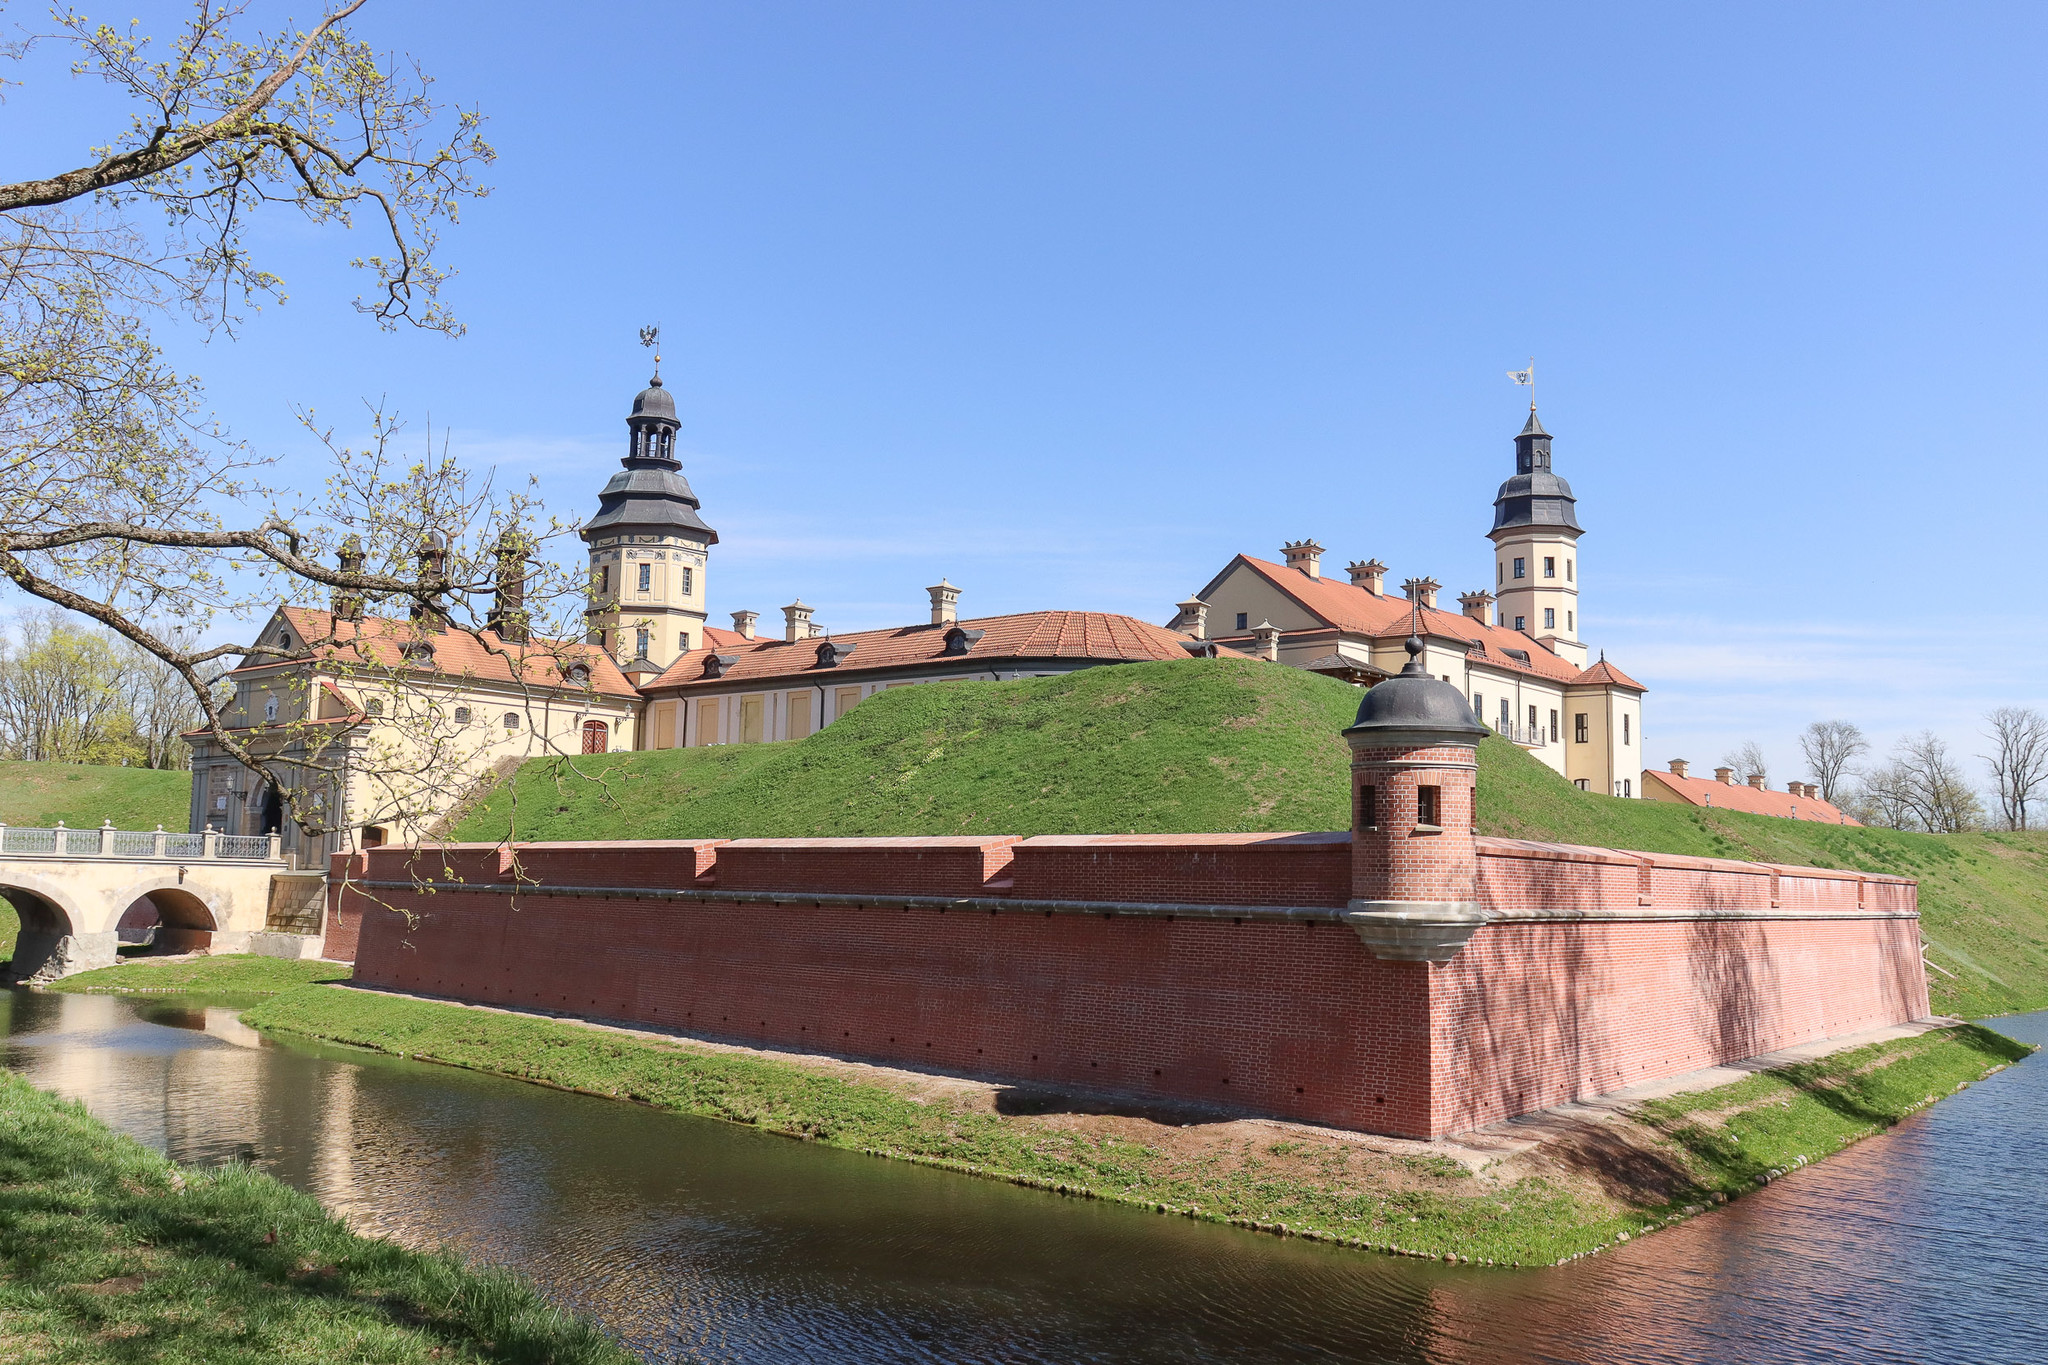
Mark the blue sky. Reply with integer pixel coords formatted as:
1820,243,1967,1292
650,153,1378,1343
11,1,2048,784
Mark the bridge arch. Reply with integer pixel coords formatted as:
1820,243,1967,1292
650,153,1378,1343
0,871,107,983
103,876,224,953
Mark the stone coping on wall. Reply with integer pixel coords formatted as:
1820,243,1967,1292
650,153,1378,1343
1473,836,1915,886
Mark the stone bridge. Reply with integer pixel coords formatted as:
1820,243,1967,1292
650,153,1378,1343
0,824,327,982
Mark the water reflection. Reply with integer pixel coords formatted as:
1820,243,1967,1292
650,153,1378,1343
4,988,2042,1365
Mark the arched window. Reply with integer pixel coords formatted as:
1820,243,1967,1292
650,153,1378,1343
582,719,609,754
364,698,384,717
504,712,521,731
453,706,471,724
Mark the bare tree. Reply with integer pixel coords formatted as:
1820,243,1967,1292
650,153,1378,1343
0,3,625,843
1853,732,1984,833
0,610,133,761
1798,720,1868,803
1720,740,1769,784
1982,706,2048,831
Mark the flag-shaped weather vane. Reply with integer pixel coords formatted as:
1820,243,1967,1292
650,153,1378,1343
639,323,662,383
1507,357,1535,409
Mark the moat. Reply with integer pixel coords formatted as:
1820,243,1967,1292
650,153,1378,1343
4,988,2040,1365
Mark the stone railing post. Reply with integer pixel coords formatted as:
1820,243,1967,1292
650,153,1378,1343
201,828,218,860
1340,633,1490,962
53,821,67,856
267,832,282,861
0,823,8,854
153,825,167,859
100,819,115,856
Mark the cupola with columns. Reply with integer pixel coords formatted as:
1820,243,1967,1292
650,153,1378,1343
580,356,719,671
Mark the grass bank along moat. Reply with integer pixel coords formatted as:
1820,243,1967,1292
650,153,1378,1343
0,1065,634,1365
246,981,2033,1268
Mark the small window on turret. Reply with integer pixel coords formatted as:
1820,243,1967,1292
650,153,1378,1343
681,567,694,595
1543,557,1555,578
637,563,652,592
1513,557,1526,579
1416,785,1440,828
1356,784,1377,830
1567,559,1574,581
597,566,610,595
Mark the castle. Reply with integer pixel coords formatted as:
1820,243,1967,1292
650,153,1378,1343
186,373,1649,861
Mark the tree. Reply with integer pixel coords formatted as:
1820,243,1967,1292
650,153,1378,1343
1720,740,1769,784
1798,720,1868,803
0,3,607,840
0,611,135,762
1982,706,2048,831
1852,732,1984,834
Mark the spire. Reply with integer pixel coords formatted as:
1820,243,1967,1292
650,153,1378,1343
1519,406,1547,438
1490,408,1581,535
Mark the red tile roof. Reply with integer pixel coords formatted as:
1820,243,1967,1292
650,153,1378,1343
252,607,640,698
1224,556,1624,687
1643,768,1860,825
1573,658,1645,690
644,610,1235,692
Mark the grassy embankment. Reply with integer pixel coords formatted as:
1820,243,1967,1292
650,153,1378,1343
47,955,350,996
245,983,2030,1267
451,658,2048,1018
0,760,192,966
0,1067,632,1364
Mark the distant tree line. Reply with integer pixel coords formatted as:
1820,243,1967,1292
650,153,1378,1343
0,612,210,770
1711,710,2048,834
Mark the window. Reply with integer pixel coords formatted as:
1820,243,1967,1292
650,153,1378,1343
1528,704,1538,735
1622,714,1631,745
1568,611,1574,632
1497,562,1504,584
1548,709,1558,742
263,694,278,722
1567,559,1574,581
679,631,691,652
637,563,652,592
1357,783,1377,830
635,627,650,659
1574,713,1589,743
1473,693,1483,720
681,567,694,595
581,719,609,754
1515,615,1527,632
597,566,610,595
365,698,384,717
1624,778,1632,797
504,712,521,731
1416,784,1440,828
1498,698,1510,731
1574,778,1590,791
1235,612,1249,631
1543,556,1555,578
279,631,293,650
453,706,471,724
1512,557,1526,579
1543,608,1555,630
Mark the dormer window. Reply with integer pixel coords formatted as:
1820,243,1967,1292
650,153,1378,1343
814,640,859,668
263,695,278,722
278,631,293,651
941,626,986,656
401,641,435,663
703,653,738,679
565,662,592,686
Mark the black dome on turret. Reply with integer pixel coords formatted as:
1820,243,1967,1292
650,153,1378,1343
580,373,719,545
1490,407,1582,536
631,378,677,422
1343,637,1488,740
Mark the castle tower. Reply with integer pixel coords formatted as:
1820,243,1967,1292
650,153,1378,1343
1341,634,1489,963
1487,408,1588,667
580,371,719,669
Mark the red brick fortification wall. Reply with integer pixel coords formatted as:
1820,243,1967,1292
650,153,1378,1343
349,835,1436,1134
343,831,1928,1140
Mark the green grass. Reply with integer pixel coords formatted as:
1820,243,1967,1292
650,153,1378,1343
245,983,2028,1267
450,658,2048,1018
0,1067,633,1364
49,955,351,996
0,759,190,830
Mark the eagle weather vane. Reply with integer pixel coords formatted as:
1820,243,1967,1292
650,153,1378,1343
1507,357,1535,409
640,323,662,383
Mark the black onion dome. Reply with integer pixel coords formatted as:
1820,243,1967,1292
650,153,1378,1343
1343,637,1488,740
1490,407,1582,535
631,378,677,422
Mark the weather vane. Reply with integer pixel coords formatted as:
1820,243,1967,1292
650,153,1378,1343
639,323,662,382
1507,357,1535,410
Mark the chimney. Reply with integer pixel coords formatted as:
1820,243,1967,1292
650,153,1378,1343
1457,590,1495,623
1251,620,1281,662
928,578,961,625
1786,780,1803,794
1282,540,1326,579
1715,767,1735,785
1401,577,1441,610
730,609,758,641
1747,773,1767,789
782,600,814,642
1669,759,1690,778
410,533,448,630
333,535,366,623
1172,597,1209,639
1347,559,1388,595
487,530,529,643
1805,783,1821,800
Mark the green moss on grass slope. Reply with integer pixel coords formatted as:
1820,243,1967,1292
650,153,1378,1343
246,984,2028,1266
0,1068,631,1364
453,660,2048,1017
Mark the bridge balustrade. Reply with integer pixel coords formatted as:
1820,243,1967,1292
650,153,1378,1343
0,823,282,863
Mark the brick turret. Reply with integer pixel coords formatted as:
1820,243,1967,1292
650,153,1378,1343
1341,633,1489,961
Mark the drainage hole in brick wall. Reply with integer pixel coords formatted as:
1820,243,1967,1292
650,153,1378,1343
1375,1095,1385,1104
1232,917,1241,925
1090,1061,1097,1068
1153,1069,1161,1077
1295,1086,1304,1093
1031,1054,1038,1061
1221,1078,1230,1085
